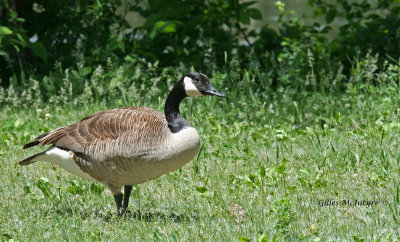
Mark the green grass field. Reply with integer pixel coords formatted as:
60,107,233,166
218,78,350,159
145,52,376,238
1,77,400,240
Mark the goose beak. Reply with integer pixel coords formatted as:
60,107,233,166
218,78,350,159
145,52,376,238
204,84,225,98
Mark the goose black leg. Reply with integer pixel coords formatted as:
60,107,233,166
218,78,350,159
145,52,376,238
114,193,123,214
122,185,133,214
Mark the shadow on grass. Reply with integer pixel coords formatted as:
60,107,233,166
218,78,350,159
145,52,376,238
120,210,197,223
42,199,197,223
62,208,198,223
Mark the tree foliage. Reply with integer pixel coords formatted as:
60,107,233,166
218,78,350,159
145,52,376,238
0,0,399,88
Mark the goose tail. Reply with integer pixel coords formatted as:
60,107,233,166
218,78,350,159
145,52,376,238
19,152,46,166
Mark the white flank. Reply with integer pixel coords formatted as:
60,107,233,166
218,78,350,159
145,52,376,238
34,147,96,181
183,76,203,97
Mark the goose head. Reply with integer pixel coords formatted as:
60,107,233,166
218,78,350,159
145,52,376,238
182,73,225,98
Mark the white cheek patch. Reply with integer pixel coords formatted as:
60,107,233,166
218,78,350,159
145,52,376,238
183,77,204,97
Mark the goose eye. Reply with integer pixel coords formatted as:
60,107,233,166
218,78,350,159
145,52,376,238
194,77,200,82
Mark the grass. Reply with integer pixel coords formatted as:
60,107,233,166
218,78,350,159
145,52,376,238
1,67,400,240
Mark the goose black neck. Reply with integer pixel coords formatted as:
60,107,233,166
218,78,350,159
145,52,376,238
164,82,191,133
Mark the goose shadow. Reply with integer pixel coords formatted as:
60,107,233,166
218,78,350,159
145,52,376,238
39,203,197,223
124,210,197,223
93,209,198,223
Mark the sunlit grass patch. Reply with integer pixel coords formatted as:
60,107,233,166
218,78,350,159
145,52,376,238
1,61,400,240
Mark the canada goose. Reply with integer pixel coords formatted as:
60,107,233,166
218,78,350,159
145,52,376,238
19,72,224,214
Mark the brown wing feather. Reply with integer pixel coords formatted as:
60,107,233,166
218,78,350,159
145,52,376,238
23,107,168,159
